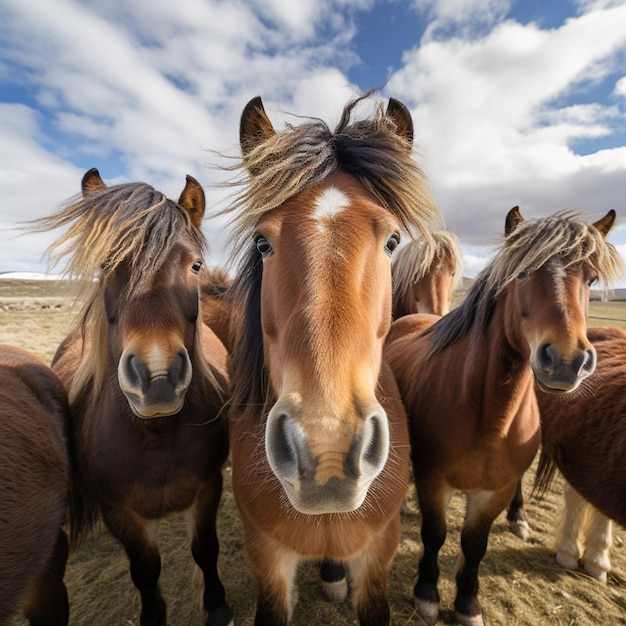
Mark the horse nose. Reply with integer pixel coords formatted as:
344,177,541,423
120,350,191,390
265,404,390,514
537,343,596,377
118,348,192,417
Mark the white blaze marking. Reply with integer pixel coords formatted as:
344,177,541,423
313,187,350,231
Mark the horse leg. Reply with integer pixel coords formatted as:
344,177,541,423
190,475,233,626
244,529,299,626
506,479,530,541
554,481,585,572
413,479,453,626
22,529,69,626
320,559,348,602
102,507,166,626
581,499,613,583
347,516,401,626
454,488,514,626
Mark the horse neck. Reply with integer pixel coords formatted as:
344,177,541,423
463,297,538,425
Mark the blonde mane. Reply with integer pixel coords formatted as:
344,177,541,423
391,231,463,312
426,212,624,355
218,94,439,252
29,182,216,400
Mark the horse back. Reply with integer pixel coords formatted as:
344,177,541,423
0,345,69,623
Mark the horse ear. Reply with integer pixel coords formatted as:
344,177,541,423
240,96,276,158
592,209,616,237
386,98,414,147
81,168,107,197
505,206,524,236
178,175,205,229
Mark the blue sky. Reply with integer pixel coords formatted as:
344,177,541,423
1,0,626,284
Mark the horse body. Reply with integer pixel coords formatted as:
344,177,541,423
535,325,626,580
0,345,69,626
385,208,621,626
225,94,438,625
37,169,232,626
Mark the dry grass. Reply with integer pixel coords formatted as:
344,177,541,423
2,280,625,626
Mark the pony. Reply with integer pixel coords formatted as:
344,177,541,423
221,93,440,625
535,324,626,583
384,207,621,626
391,229,463,317
32,169,233,626
0,345,69,625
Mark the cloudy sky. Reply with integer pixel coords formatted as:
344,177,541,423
2,0,626,284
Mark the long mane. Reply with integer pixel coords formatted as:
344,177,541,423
423,212,623,356
391,230,463,311
221,95,440,412
219,94,439,249
29,182,211,400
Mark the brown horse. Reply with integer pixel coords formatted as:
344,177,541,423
535,325,626,582
221,93,439,625
392,229,463,317
385,207,621,626
32,169,233,626
0,345,69,625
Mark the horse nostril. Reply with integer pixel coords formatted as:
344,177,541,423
123,354,150,392
537,343,560,372
266,413,306,481
575,347,596,376
168,350,191,386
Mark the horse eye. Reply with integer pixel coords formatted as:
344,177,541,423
191,260,203,274
517,271,530,280
255,236,272,258
385,234,400,255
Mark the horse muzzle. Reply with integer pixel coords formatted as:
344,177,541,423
264,399,390,514
118,347,193,418
531,342,596,393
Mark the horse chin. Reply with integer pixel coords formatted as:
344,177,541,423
279,478,369,515
125,397,185,419
532,371,582,395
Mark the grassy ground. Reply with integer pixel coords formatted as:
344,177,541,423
2,280,625,625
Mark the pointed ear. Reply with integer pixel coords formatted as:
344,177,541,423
240,96,276,157
505,206,524,236
81,168,107,197
386,97,413,147
178,175,205,229
592,209,616,237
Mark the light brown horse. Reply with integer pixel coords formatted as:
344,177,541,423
385,207,621,626
535,325,626,582
0,345,69,625
221,93,439,625
392,229,463,318
32,169,233,626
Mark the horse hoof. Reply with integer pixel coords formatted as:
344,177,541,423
556,551,579,572
508,519,530,541
415,598,438,626
583,563,609,583
455,611,485,626
322,577,348,602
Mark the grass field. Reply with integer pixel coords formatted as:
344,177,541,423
2,279,625,625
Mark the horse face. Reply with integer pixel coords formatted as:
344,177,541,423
256,174,400,514
412,251,456,316
511,258,596,392
103,243,204,418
